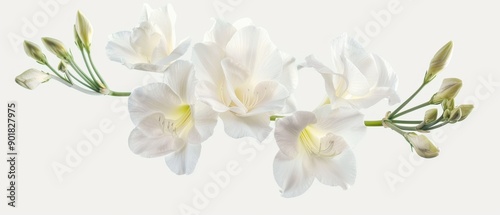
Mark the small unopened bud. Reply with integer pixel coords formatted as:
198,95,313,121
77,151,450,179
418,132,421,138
423,108,438,124
15,69,51,90
58,61,68,73
430,78,462,104
404,132,440,158
75,10,93,51
23,41,47,64
443,109,451,120
424,41,453,83
448,107,462,123
441,99,455,111
41,37,72,62
458,104,474,121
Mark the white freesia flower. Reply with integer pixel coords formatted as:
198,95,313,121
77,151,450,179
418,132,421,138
192,19,298,141
273,106,366,197
304,34,400,109
15,68,51,90
128,60,218,174
106,4,191,72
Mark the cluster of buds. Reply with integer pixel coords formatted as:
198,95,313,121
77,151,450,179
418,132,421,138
15,11,128,97
369,41,474,159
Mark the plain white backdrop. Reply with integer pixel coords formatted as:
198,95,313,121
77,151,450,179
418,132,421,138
1,0,500,214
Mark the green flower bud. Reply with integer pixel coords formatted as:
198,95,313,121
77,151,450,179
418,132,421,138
15,68,51,90
448,107,462,123
58,61,68,73
75,10,93,51
430,78,462,104
23,41,47,64
423,108,438,124
424,41,453,83
41,37,72,62
458,104,474,121
404,132,440,158
443,109,451,120
74,25,84,51
441,99,455,111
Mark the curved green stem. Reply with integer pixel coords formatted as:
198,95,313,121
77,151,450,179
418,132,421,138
45,63,67,81
389,82,427,119
383,120,407,136
423,115,444,129
392,101,432,119
392,120,422,124
80,49,101,88
68,60,99,90
426,121,449,130
86,49,108,88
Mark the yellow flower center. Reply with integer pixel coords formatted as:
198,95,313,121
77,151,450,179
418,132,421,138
298,126,345,158
163,104,193,138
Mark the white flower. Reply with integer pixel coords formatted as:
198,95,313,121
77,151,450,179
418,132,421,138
273,106,366,197
106,4,190,72
304,34,400,109
128,60,218,174
192,19,298,141
404,133,439,158
15,69,51,90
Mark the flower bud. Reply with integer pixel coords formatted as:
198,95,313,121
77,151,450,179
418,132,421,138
74,25,84,51
443,109,451,120
404,132,440,158
23,41,47,64
15,69,51,90
430,78,462,104
58,61,68,73
448,107,462,123
458,104,474,121
75,10,93,51
423,108,438,124
441,99,454,111
41,37,72,62
424,41,453,83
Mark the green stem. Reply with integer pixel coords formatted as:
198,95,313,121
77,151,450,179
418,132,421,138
270,115,285,121
394,124,417,131
364,120,383,126
80,49,101,88
383,120,407,136
109,91,131,97
86,49,108,88
389,82,427,119
45,63,67,81
392,120,422,124
392,101,432,119
423,115,444,129
426,121,449,130
68,60,99,90
68,72,94,90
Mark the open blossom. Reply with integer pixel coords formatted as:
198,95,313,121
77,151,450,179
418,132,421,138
106,4,190,72
304,34,400,109
128,60,217,174
273,106,366,197
192,19,298,141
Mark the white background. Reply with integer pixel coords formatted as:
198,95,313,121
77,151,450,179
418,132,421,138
1,0,500,214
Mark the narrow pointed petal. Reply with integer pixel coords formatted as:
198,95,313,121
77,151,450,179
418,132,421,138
164,143,201,175
273,152,315,198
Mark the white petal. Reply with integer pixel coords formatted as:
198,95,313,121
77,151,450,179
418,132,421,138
146,4,176,52
373,54,400,105
340,55,370,96
129,114,184,158
220,58,250,111
225,26,283,81
277,52,299,114
273,152,314,198
106,31,145,68
312,106,366,147
203,19,236,47
274,111,317,157
220,111,272,141
348,87,400,109
196,81,231,112
187,102,219,144
164,60,197,104
192,42,226,84
304,55,338,103
246,80,289,116
128,83,182,125
156,37,191,66
312,147,356,189
164,143,201,175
